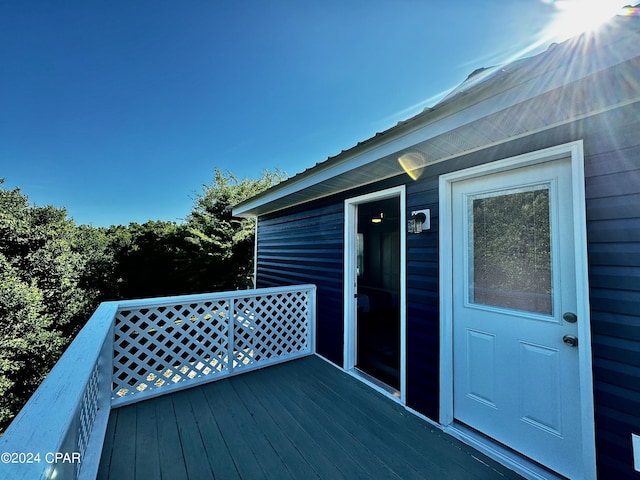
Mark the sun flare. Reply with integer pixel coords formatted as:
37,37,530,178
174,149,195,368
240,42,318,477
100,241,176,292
543,0,630,42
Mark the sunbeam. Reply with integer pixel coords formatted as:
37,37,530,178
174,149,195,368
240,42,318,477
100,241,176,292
542,0,629,41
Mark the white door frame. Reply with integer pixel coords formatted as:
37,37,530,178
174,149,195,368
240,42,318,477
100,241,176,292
438,141,596,479
344,185,407,403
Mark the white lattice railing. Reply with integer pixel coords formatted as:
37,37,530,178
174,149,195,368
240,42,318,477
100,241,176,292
0,284,316,480
111,285,316,407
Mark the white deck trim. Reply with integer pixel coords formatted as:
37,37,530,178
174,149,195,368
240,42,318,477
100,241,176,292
0,285,317,480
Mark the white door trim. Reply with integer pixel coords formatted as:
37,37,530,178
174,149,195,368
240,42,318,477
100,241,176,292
344,185,407,403
438,140,596,479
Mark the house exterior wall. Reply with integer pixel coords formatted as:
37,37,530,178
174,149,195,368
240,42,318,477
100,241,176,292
256,177,404,365
254,100,640,478
256,201,345,364
582,107,640,478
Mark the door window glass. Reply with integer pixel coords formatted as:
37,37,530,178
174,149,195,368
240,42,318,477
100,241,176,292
468,184,552,315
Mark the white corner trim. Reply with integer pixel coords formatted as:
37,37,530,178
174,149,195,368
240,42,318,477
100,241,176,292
253,218,258,287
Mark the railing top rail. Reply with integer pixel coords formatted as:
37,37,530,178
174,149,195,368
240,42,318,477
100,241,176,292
0,284,317,480
0,301,118,480
111,283,317,408
114,284,317,311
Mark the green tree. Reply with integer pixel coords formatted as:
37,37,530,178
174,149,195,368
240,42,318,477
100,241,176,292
107,220,190,298
0,180,98,431
0,254,64,430
75,224,120,302
94,169,285,300
0,168,285,432
184,168,286,291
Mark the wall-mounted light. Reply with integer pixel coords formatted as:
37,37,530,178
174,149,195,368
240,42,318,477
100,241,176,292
408,209,430,233
371,212,384,224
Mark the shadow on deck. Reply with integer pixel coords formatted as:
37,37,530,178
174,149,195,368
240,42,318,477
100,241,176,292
98,355,523,480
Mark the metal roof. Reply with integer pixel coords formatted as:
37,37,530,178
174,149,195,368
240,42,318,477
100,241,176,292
233,13,640,218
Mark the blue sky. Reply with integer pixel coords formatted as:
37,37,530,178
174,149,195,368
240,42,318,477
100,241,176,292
1,1,629,226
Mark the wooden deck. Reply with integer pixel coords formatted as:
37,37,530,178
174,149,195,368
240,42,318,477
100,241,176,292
98,355,523,479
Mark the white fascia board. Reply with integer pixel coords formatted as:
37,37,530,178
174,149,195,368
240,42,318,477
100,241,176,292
233,36,639,218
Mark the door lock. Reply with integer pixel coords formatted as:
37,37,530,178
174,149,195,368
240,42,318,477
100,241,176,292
563,335,579,347
563,312,578,323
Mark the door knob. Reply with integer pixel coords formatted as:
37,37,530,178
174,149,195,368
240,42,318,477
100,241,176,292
563,335,578,347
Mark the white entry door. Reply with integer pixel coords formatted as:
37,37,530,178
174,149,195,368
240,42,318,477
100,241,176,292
452,157,582,478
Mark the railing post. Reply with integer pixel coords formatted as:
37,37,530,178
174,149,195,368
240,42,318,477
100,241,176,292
229,296,235,375
78,320,115,480
309,286,317,354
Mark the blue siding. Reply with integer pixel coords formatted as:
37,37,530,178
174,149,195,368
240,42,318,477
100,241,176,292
256,202,345,365
253,100,640,478
585,137,640,478
406,178,440,419
256,179,404,365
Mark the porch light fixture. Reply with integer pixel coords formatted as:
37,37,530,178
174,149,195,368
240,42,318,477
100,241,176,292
408,209,430,233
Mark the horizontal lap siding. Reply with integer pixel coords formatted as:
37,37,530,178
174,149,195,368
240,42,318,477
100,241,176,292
583,108,640,479
402,101,640,478
253,99,640,477
256,177,442,420
256,203,345,365
406,178,440,420
255,178,404,367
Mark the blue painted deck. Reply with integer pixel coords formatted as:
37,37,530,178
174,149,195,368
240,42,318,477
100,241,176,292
98,355,523,479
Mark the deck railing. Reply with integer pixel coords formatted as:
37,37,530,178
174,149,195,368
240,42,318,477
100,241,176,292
0,284,316,480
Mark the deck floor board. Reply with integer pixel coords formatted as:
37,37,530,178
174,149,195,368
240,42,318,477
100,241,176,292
283,364,447,479
96,403,118,480
203,377,296,480
236,365,357,479
98,355,524,480
229,375,322,479
154,394,189,480
184,387,241,480
255,366,390,479
108,405,137,479
134,399,161,480
172,389,216,480
298,357,501,479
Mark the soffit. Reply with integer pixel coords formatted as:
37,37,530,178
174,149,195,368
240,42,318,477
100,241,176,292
233,16,640,218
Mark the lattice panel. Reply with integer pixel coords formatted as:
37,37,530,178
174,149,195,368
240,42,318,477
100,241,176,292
112,299,230,401
232,291,309,371
77,361,100,477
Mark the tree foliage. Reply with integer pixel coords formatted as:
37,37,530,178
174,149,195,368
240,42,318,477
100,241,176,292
184,168,286,290
0,181,90,431
0,254,65,426
0,169,285,431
